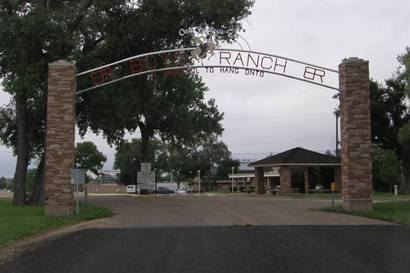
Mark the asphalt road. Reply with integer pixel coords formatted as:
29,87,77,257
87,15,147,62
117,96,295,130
1,195,409,273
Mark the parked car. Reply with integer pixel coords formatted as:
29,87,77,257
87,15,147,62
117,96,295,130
155,187,175,194
126,185,137,194
175,189,187,195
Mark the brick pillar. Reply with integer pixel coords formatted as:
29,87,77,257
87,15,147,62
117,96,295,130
45,60,76,215
279,166,291,194
304,168,309,194
339,58,373,211
255,167,265,194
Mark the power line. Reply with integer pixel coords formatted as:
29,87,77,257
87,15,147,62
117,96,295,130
224,112,333,121
228,136,334,147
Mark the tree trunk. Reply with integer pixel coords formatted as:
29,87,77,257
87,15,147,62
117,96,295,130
13,95,29,205
401,168,410,194
28,153,46,205
140,125,152,163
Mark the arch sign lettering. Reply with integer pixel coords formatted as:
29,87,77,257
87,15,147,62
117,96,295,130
76,46,339,95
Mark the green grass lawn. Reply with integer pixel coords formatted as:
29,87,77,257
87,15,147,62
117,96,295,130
373,192,410,201
272,192,410,201
323,201,410,225
0,199,112,247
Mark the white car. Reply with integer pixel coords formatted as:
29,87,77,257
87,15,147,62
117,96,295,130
175,189,187,195
126,185,137,194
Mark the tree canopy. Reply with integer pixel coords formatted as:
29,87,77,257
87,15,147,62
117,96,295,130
379,149,401,189
114,136,240,187
75,141,107,176
76,0,255,161
0,0,254,204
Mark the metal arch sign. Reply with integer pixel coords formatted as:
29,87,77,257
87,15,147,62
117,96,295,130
76,48,339,95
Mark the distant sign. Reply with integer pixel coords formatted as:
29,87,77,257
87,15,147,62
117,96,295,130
141,163,151,172
70,169,86,185
137,171,155,185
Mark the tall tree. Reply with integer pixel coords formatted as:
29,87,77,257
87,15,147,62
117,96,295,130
76,0,255,161
0,1,128,205
370,78,408,150
0,1,254,204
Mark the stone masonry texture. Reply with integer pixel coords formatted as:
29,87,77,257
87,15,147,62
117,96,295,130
339,58,373,211
304,168,309,193
255,167,266,194
279,166,292,194
45,61,76,216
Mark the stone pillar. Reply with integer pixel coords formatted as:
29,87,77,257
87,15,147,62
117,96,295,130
45,61,76,215
255,167,265,194
279,166,292,194
304,168,309,194
335,166,342,192
339,58,373,211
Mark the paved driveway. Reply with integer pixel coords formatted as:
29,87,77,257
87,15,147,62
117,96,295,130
90,194,391,227
2,194,409,273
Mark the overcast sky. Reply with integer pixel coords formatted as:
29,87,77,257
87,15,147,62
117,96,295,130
1,0,409,177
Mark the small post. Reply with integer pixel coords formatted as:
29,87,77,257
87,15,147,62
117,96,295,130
84,185,88,205
331,182,337,209
231,167,234,193
76,183,79,215
198,170,201,194
394,185,399,196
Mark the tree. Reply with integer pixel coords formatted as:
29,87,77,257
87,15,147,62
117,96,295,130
0,1,121,205
6,179,13,191
0,100,46,204
75,142,107,177
379,149,401,192
398,47,410,96
0,1,147,205
76,0,255,161
0,1,254,205
216,158,240,180
161,136,239,190
370,79,408,150
114,138,164,185
398,123,410,169
371,144,385,191
0,177,7,190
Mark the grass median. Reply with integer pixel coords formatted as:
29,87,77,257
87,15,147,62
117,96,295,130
322,201,410,225
270,192,410,201
0,199,112,247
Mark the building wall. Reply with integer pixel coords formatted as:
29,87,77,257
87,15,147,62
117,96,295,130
85,183,127,193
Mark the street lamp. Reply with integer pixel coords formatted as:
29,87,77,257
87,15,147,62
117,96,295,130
231,167,235,193
198,170,201,194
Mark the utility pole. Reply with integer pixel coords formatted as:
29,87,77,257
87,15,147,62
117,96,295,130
334,108,340,156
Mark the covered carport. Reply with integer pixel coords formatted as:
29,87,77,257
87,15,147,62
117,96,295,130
249,147,341,194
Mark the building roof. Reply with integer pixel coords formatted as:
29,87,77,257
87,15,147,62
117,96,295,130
248,147,340,167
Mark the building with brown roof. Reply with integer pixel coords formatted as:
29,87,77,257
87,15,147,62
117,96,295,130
248,147,341,194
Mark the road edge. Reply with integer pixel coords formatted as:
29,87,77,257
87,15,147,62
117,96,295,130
0,216,112,265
